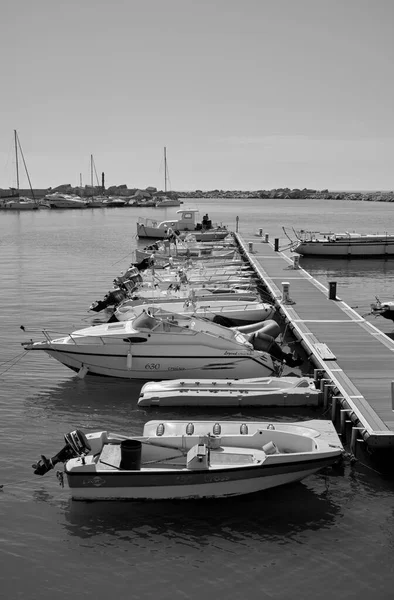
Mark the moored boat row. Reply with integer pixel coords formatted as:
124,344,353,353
24,227,344,501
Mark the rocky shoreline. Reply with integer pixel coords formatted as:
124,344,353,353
1,184,393,202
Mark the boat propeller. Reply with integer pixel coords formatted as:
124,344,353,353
32,430,91,476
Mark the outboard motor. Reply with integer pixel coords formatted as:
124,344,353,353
32,430,91,476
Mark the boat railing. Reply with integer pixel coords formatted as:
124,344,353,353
137,217,159,227
42,329,112,346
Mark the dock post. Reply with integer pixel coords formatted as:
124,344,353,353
323,382,335,410
235,216,239,233
329,281,337,300
314,369,325,388
340,409,352,438
350,427,365,456
248,242,253,252
293,255,300,269
331,395,338,422
265,233,269,243
259,228,263,237
274,238,279,252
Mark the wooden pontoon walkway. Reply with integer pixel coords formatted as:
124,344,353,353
235,233,394,449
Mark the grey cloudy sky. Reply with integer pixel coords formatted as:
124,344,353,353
1,0,393,191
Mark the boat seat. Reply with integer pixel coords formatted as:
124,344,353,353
97,444,122,470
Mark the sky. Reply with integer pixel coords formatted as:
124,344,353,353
1,0,394,191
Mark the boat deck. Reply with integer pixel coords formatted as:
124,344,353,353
235,233,394,448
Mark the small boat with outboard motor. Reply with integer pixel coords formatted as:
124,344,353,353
31,419,343,501
113,298,275,327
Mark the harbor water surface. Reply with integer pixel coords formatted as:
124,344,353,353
1,198,394,599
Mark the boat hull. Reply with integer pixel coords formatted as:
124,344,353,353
137,224,229,242
41,346,276,379
66,456,337,501
294,240,394,257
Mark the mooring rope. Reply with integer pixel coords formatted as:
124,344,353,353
0,350,28,377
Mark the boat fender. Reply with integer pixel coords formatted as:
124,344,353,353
249,332,275,353
126,348,132,369
212,314,234,327
255,320,281,339
156,423,165,436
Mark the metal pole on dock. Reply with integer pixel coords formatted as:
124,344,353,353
274,238,279,251
329,282,337,300
235,216,239,233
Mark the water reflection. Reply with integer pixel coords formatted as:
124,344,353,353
25,375,323,435
62,479,341,546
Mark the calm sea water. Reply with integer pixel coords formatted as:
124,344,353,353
1,198,394,599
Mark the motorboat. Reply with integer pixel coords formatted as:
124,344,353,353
114,298,275,326
288,228,394,258
135,244,236,264
137,208,229,241
44,192,88,209
154,196,181,207
102,197,127,207
89,281,258,313
31,419,343,501
140,267,253,287
137,376,321,407
22,307,302,380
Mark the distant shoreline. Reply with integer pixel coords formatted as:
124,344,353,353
1,186,394,203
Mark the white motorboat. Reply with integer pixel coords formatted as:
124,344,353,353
141,267,253,287
289,229,394,257
89,281,258,313
137,208,229,241
136,245,236,264
114,298,275,326
154,197,181,207
44,192,88,209
137,376,320,406
31,419,343,501
22,307,302,380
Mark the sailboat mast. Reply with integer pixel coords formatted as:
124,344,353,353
90,154,93,187
15,131,36,201
14,130,20,193
164,147,167,194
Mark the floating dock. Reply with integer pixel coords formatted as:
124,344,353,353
235,233,394,451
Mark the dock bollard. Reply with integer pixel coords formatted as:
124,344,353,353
274,238,279,252
281,281,290,303
265,233,269,243
329,281,337,300
293,255,300,269
248,242,253,252
259,228,263,237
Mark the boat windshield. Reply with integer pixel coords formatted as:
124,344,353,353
133,311,159,331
